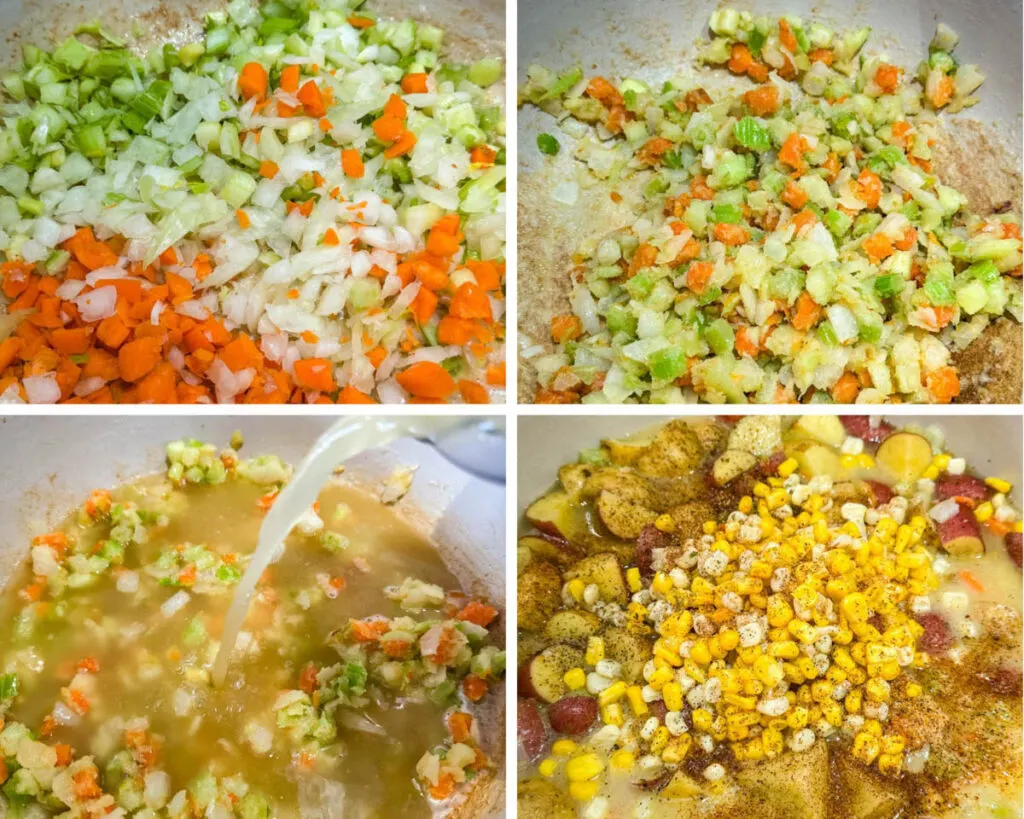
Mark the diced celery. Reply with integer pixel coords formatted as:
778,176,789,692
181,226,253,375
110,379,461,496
468,57,502,88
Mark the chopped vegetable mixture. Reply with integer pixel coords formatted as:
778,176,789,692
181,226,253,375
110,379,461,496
0,0,505,404
521,11,1021,404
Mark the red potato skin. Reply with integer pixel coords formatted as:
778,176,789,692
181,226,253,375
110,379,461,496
916,613,954,653
865,480,894,506
636,524,674,576
518,658,540,700
759,451,786,476
547,696,598,735
841,416,895,444
518,698,547,761
937,505,983,545
935,473,989,502
1006,532,1023,570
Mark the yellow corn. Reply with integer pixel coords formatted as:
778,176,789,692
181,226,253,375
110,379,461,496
565,753,604,782
689,640,712,666
853,732,880,764
702,520,718,535
626,567,642,592
877,752,902,776
538,758,557,777
585,636,605,666
651,572,674,597
788,619,818,644
626,685,648,716
552,739,577,757
649,666,674,690
974,502,994,523
777,458,798,478
921,464,940,481
845,688,862,714
857,454,875,469
661,733,692,764
662,681,683,712
601,702,624,726
738,495,754,514
904,682,923,698
691,708,713,733
563,667,587,691
986,477,1013,494
610,749,635,770
933,453,951,470
650,726,671,756
767,489,788,510
598,681,627,707
786,706,808,729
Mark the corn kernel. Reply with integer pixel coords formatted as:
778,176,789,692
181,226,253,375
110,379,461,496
661,734,692,764
788,619,818,644
626,685,648,716
877,752,902,776
767,489,788,510
690,640,712,666
933,453,951,470
651,572,674,597
626,567,642,593
601,702,624,726
610,750,635,771
566,578,585,602
904,682,922,698
649,666,674,690
566,753,605,782
598,681,627,707
767,596,794,627
650,726,671,756
585,636,605,666
840,454,857,470
552,739,578,757
718,628,740,652
564,668,586,691
974,502,994,523
692,708,713,733
845,688,862,714
853,732,880,765
538,758,558,777
661,681,683,711
777,458,798,478
986,477,1013,494
703,520,718,535
738,495,754,514
753,482,770,498
857,454,875,469
786,706,808,729
569,780,600,801
881,734,905,755
655,513,676,533
921,464,940,481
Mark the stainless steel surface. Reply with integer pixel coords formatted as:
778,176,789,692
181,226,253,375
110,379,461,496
518,415,1023,518
0,415,506,816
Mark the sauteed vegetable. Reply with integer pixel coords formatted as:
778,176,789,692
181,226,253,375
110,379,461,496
0,437,504,816
521,11,1022,404
518,416,1022,818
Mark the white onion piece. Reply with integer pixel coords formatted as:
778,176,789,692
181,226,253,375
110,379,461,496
23,374,60,404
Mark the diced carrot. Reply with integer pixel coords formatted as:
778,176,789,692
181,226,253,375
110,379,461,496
585,76,624,108
372,114,405,142
874,64,901,94
930,74,955,109
298,662,319,694
712,223,749,246
485,362,505,387
341,149,365,179
469,145,497,166
462,674,488,702
366,346,387,369
686,261,714,295
401,73,429,94
449,283,492,322
63,227,119,271
447,712,474,743
297,80,326,117
862,233,894,263
428,773,456,801
457,600,498,627
782,180,808,210
689,175,715,201
735,326,759,358
350,618,389,642
741,83,779,116
410,287,438,324
136,363,177,403
728,42,754,75
259,160,279,179
958,569,985,594
396,361,455,400
338,385,377,404
54,744,73,767
165,272,194,306
235,209,251,229
791,208,817,234
384,130,417,159
778,132,810,174
322,228,340,247
792,291,823,332
49,328,91,355
925,366,960,403
279,64,300,93
219,334,263,373
347,15,375,28
238,62,269,102
550,314,583,343
383,93,407,120
0,336,22,371
831,371,861,403
117,337,162,383
778,18,798,52
458,379,489,404
293,358,336,393
808,48,834,65
71,767,101,799
852,168,882,208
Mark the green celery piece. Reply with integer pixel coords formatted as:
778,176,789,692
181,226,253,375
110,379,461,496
650,348,687,381
53,36,97,71
76,123,107,158
75,21,126,47
734,116,771,151
468,57,502,88
540,66,583,101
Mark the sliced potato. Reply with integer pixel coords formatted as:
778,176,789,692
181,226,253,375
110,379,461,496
519,535,584,567
519,644,585,702
667,501,717,540
518,560,563,632
525,491,581,542
690,420,729,456
793,415,847,447
787,440,843,479
596,490,658,540
602,625,652,683
517,545,532,575
602,437,651,466
564,553,629,605
581,468,651,501
713,449,757,486
876,431,933,483
518,778,576,819
728,416,783,457
558,463,598,499
833,753,906,819
662,770,702,799
636,421,706,477
734,737,828,818
543,609,603,646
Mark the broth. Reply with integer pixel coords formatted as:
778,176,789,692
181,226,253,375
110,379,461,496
0,439,504,818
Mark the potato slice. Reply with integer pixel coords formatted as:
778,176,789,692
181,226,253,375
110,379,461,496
602,437,650,466
667,501,717,540
518,778,575,819
581,469,652,502
733,738,828,818
596,490,658,540
543,609,603,646
690,419,730,456
558,463,598,499
636,421,706,477
832,753,906,819
564,553,628,605
713,449,757,486
787,440,843,479
518,560,563,632
728,416,782,457
793,415,847,447
601,626,652,683
525,491,581,542
936,506,985,557
518,644,585,702
519,536,584,568
876,432,933,482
